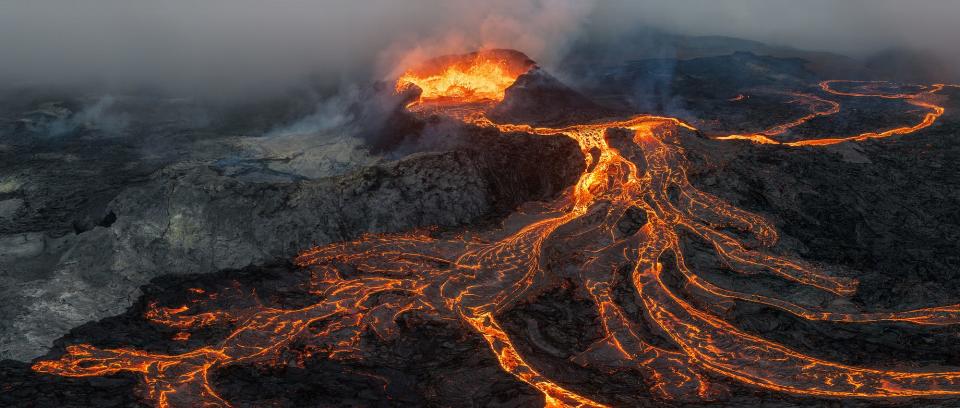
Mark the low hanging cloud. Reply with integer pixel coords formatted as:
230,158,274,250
0,0,593,98
1,0,957,98
589,0,960,59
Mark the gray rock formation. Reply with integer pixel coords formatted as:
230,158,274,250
0,128,582,361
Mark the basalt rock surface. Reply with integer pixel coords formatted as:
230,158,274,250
4,47,960,408
5,122,960,407
0,124,583,362
487,68,617,127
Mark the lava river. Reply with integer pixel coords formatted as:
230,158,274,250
32,50,960,407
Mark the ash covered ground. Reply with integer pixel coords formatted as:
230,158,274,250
3,37,960,407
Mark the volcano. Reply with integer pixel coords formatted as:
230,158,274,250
4,46,960,408
397,49,536,107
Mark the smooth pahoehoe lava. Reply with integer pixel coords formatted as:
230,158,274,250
32,50,960,407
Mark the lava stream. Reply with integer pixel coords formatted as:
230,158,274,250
32,51,960,407
715,80,953,145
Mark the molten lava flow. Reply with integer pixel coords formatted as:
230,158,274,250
396,49,535,109
32,51,960,407
715,80,951,146
715,92,840,144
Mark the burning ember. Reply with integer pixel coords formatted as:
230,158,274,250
32,51,960,407
395,49,535,108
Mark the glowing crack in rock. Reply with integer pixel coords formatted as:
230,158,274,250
33,50,960,407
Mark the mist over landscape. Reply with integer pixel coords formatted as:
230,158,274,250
2,0,959,97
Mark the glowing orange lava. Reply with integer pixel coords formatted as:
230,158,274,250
32,52,960,407
396,49,535,108
715,80,950,146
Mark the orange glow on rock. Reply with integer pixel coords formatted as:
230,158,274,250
395,49,534,108
715,80,951,146
31,52,960,407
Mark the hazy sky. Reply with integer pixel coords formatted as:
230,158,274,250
591,0,960,56
1,0,957,96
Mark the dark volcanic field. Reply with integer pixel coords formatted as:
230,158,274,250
3,50,960,407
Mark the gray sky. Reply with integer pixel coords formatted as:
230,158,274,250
590,0,960,57
1,0,956,96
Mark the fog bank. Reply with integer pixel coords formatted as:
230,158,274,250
2,0,958,97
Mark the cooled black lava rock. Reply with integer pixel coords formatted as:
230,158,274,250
487,68,618,127
0,123,583,362
4,43,960,408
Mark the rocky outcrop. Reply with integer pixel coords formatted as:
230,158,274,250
487,68,616,127
0,128,583,361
